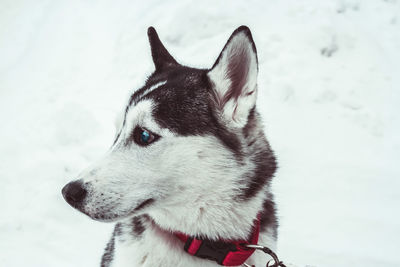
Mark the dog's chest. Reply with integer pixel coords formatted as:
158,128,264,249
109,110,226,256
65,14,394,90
110,226,221,267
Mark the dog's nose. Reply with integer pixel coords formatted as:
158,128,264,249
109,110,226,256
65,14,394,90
62,180,87,207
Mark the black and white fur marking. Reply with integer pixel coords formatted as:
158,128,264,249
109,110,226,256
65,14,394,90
62,26,278,267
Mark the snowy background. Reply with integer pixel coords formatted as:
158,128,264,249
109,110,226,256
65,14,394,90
1,0,399,266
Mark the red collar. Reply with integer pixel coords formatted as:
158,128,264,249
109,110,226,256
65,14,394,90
174,217,260,266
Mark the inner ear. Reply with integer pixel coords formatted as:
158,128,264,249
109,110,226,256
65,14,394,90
147,27,179,71
208,26,258,127
221,38,254,106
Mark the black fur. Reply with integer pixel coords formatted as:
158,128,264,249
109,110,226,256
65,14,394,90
240,119,277,199
101,223,121,267
147,27,178,71
242,148,276,199
259,197,278,238
131,216,146,236
133,198,155,212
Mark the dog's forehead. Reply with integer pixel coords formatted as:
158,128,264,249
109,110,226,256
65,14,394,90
128,66,216,135
119,66,242,156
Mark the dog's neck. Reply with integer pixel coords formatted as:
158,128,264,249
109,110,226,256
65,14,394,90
147,193,265,241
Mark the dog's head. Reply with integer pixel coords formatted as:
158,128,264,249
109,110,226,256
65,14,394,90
62,26,276,237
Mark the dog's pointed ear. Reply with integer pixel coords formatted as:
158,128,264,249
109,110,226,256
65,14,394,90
147,27,178,71
208,26,258,128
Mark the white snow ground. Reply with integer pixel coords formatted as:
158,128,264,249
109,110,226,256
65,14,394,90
0,0,399,266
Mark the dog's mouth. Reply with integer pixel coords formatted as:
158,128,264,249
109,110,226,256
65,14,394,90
74,198,156,223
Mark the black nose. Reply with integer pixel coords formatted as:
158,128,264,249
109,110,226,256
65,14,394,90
62,180,87,207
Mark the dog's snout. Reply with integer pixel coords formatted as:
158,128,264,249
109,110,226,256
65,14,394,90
62,180,87,207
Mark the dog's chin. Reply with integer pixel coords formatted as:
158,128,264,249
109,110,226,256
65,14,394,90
86,212,127,223
76,208,135,222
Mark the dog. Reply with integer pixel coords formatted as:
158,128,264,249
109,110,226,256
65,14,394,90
62,26,278,267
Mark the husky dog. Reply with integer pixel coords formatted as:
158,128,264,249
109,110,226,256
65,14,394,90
62,26,278,267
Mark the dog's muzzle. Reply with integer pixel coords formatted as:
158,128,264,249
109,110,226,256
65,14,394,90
62,180,87,208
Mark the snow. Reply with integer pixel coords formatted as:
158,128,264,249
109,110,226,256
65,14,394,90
0,0,399,266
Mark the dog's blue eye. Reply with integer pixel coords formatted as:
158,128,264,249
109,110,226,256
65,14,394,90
140,130,150,143
133,127,160,146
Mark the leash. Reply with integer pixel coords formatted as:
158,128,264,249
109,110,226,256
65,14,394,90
242,244,286,267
